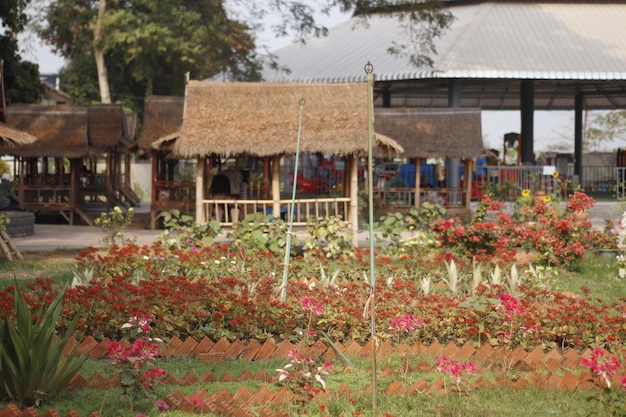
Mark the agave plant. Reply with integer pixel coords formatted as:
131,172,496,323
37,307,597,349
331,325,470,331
0,282,87,407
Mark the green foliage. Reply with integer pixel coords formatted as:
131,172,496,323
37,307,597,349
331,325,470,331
0,0,29,33
0,282,87,407
0,213,9,232
227,212,298,255
304,216,353,259
375,202,445,250
41,0,261,113
95,206,135,247
160,209,221,248
0,35,44,104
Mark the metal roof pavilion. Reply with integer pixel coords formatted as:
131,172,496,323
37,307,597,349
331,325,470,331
259,1,626,111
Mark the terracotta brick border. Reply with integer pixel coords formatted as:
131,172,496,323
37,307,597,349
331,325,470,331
2,337,614,417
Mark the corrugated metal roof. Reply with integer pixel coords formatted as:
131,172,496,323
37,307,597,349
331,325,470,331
257,1,626,110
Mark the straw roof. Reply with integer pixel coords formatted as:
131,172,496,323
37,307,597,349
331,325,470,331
374,108,484,159
165,81,402,158
0,122,38,150
6,105,88,158
88,105,126,150
138,95,184,150
5,104,127,158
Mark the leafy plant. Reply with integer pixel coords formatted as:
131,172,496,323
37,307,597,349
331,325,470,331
160,209,221,248
227,212,298,255
276,349,332,406
304,216,353,259
0,282,87,407
106,313,166,413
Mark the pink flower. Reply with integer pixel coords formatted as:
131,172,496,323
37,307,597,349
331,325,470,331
288,349,312,364
582,347,622,388
155,400,169,411
107,341,131,363
498,292,525,319
435,355,480,384
143,368,166,383
133,339,160,361
301,298,324,316
123,313,154,333
390,314,424,333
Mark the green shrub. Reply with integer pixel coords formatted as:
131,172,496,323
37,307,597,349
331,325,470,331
160,209,221,248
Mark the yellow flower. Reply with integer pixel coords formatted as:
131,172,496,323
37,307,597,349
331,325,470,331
552,171,559,178
521,189,531,197
543,195,552,203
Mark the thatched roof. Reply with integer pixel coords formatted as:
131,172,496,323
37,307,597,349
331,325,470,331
374,108,484,159
138,96,184,150
6,105,88,158
5,104,126,158
88,105,126,150
163,81,402,158
0,122,38,150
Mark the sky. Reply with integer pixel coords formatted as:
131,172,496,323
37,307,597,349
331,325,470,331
18,5,590,156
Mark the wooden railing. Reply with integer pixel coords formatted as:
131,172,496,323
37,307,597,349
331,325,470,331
152,181,195,213
202,197,351,226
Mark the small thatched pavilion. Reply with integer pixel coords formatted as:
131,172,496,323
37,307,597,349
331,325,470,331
155,80,402,243
5,104,137,224
374,107,484,212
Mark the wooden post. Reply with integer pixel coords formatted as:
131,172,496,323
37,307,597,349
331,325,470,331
195,156,205,224
465,158,474,209
349,155,359,247
272,155,281,219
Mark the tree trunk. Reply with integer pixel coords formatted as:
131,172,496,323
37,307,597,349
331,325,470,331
94,0,111,104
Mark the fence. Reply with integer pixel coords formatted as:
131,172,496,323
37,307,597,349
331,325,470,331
202,197,350,226
376,165,621,209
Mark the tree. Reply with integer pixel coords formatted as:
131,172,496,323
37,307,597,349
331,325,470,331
39,0,453,110
585,110,626,151
41,0,262,107
0,0,44,104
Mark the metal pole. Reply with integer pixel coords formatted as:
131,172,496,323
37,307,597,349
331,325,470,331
365,61,378,410
281,99,305,302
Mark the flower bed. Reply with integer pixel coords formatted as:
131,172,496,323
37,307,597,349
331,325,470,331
1,243,625,353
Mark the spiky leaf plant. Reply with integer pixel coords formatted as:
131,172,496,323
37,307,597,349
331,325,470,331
0,282,87,407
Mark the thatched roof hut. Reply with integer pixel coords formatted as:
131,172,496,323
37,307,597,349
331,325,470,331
138,95,184,151
374,108,484,159
5,104,126,157
164,81,402,158
0,122,37,149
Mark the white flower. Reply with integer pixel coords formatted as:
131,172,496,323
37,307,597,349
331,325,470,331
315,374,326,390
